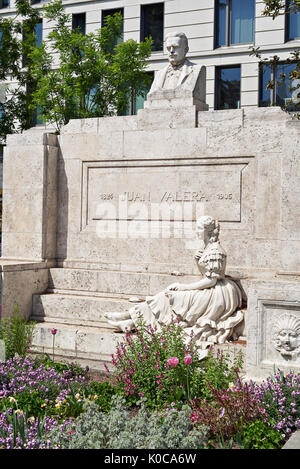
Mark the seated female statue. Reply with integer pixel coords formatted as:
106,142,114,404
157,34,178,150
106,216,244,346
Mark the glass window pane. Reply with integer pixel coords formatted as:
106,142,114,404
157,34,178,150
231,0,254,44
259,64,272,107
1,0,9,8
141,3,164,51
216,0,228,47
135,72,154,113
102,9,124,45
275,62,299,110
72,13,86,35
216,65,241,110
35,20,42,47
288,1,300,39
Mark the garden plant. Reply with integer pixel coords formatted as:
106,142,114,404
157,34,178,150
0,313,299,449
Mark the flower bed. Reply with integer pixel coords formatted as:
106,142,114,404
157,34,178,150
0,321,299,449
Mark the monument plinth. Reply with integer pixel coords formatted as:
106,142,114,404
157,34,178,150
0,32,299,379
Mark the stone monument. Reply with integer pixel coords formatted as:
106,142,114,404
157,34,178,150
0,31,299,380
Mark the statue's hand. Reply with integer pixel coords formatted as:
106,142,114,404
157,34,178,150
194,250,203,260
166,283,185,291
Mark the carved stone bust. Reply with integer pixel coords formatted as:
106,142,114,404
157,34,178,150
272,313,300,358
146,31,208,111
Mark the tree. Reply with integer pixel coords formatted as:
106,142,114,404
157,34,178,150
0,0,42,140
250,0,300,112
0,0,153,138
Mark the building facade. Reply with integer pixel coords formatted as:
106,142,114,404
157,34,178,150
0,0,299,112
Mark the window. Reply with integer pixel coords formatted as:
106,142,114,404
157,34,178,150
72,13,86,35
102,8,124,27
141,3,164,51
102,8,124,46
286,0,300,40
215,65,241,110
35,19,43,47
125,72,154,115
259,62,299,110
215,0,255,47
22,19,42,68
0,0,9,9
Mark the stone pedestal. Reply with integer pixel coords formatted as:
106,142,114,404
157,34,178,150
0,129,58,319
0,339,5,363
247,279,300,379
1,107,299,375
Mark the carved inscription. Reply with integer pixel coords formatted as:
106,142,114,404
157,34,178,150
98,191,234,203
82,161,247,230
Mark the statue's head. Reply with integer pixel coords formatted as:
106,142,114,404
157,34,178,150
273,313,300,356
196,216,220,244
165,31,189,66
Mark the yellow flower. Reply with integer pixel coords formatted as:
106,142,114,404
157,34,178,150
27,416,35,424
93,395,98,400
75,393,80,400
41,403,47,408
8,397,17,404
228,382,235,391
55,403,61,409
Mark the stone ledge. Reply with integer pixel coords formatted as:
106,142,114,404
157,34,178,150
282,430,300,449
0,259,53,272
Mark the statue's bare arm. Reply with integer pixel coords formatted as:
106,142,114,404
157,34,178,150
166,276,217,292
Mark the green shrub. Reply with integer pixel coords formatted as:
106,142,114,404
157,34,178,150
37,354,88,380
238,419,284,449
108,320,203,408
191,348,244,402
0,391,45,417
0,305,36,359
84,381,116,413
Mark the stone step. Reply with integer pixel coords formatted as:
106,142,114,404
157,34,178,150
30,320,247,373
31,321,124,372
48,267,197,297
31,292,135,328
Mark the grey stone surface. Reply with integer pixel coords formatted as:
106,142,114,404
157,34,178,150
0,340,5,363
246,280,300,379
282,430,300,449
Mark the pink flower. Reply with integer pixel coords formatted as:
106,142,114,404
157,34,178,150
184,354,192,365
51,328,57,335
167,357,179,367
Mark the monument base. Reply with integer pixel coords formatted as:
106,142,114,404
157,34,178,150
1,107,299,378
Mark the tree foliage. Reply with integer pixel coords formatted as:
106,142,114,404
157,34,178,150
250,0,300,112
0,0,42,139
0,0,152,138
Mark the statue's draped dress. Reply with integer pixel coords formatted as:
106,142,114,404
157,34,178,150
129,241,243,344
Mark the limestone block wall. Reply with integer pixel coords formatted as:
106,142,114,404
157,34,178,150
0,129,58,318
1,106,299,378
54,107,300,298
